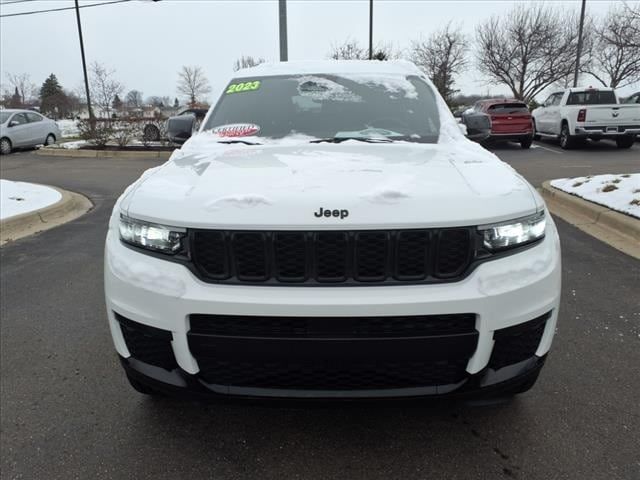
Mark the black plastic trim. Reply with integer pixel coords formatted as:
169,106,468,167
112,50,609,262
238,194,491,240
119,354,547,401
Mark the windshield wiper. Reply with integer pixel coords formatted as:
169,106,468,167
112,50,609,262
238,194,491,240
310,137,394,144
216,140,262,145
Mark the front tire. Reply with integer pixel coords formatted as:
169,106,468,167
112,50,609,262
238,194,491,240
0,137,11,155
616,136,635,149
143,124,160,142
45,134,56,146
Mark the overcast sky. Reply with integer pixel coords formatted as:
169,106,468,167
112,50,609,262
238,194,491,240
1,0,638,104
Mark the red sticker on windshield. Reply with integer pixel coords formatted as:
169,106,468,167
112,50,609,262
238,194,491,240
212,123,260,137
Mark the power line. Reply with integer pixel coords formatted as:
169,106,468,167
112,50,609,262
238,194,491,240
0,0,42,6
0,0,131,18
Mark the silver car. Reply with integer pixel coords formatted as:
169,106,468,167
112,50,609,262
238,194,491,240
0,109,61,154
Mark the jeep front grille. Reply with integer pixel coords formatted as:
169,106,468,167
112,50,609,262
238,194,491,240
189,228,476,285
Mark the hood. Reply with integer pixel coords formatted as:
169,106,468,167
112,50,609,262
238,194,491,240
123,135,539,229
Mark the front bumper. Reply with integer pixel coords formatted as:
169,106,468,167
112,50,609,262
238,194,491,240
105,220,561,399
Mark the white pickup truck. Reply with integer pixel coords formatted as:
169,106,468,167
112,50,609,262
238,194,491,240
531,87,640,149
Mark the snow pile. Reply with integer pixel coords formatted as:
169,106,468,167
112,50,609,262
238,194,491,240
348,74,418,99
297,76,362,102
59,140,87,149
0,179,62,220
205,194,272,210
56,119,80,138
550,174,640,219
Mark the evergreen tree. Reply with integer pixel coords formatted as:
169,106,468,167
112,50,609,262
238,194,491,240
9,87,22,108
39,74,68,118
112,94,123,111
173,97,179,108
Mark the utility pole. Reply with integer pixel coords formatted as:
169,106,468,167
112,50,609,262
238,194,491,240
74,0,94,125
573,0,587,87
279,0,288,61
368,0,373,60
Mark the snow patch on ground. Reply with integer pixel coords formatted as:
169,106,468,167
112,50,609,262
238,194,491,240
205,194,272,210
56,119,80,138
550,174,640,219
58,140,87,149
0,179,62,220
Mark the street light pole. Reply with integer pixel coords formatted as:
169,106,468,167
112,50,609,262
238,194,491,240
368,0,373,60
279,0,288,61
74,0,94,124
573,0,587,87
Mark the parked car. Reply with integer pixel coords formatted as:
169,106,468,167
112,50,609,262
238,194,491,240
160,108,208,144
105,60,561,401
531,87,640,149
465,99,534,149
142,108,208,143
0,109,61,154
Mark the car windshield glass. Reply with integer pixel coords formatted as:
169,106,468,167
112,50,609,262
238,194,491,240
0,112,11,124
203,74,440,143
566,91,617,105
488,103,529,113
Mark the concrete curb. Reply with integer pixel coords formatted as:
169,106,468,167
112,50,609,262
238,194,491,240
36,146,174,160
1,185,93,246
540,181,640,259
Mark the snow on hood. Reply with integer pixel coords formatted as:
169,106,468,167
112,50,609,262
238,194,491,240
122,136,539,230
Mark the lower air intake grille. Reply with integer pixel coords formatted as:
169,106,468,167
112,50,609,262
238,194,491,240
489,312,550,370
116,313,177,370
196,359,469,390
188,313,478,391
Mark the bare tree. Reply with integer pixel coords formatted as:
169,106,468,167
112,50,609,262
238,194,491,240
622,1,640,48
476,5,586,102
177,66,211,107
125,90,143,109
328,39,399,60
329,39,366,60
4,72,36,106
89,62,124,118
410,23,468,104
586,3,640,88
233,55,265,71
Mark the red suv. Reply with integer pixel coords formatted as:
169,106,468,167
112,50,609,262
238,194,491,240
473,99,534,149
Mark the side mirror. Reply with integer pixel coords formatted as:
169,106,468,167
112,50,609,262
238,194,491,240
167,114,196,144
9,120,19,127
461,112,491,142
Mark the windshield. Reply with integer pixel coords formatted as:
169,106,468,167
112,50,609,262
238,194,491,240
203,74,441,143
0,112,11,124
567,91,617,105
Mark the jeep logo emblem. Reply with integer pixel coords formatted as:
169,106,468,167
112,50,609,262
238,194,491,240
314,207,349,219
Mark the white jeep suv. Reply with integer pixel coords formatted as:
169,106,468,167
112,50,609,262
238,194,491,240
104,61,561,400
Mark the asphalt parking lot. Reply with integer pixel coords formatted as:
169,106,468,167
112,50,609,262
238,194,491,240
1,140,639,480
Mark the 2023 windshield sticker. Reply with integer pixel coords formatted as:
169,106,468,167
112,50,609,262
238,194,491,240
226,81,261,94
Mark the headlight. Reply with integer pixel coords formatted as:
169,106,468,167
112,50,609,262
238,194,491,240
478,211,546,251
119,214,185,254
